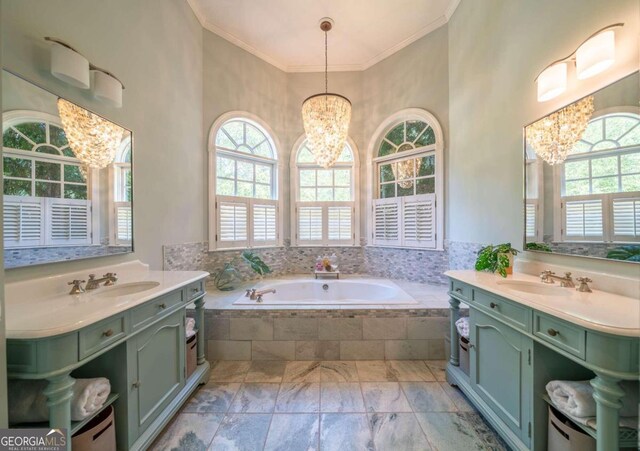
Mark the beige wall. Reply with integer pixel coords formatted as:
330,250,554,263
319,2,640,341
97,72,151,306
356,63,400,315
2,0,203,280
448,0,639,276
0,3,7,426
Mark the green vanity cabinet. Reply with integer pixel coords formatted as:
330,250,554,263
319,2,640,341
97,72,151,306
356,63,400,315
446,274,639,451
470,309,532,447
127,309,185,444
5,278,211,451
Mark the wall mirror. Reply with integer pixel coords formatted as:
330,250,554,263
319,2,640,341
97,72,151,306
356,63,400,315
2,70,133,268
524,71,639,263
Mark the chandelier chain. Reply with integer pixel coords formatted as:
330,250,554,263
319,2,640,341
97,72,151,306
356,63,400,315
325,30,328,94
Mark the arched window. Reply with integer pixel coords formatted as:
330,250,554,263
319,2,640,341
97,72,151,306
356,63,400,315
2,111,93,247
209,113,281,250
556,110,640,242
369,109,444,250
291,137,359,246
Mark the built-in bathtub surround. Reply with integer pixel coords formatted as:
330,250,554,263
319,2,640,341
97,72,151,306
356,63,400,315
201,277,455,361
163,240,484,285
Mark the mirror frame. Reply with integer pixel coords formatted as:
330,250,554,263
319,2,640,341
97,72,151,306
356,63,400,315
2,68,134,269
522,70,640,264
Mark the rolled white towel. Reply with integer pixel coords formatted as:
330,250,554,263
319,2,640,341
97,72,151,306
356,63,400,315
186,317,196,331
455,317,469,339
546,380,639,418
8,377,111,424
71,378,111,421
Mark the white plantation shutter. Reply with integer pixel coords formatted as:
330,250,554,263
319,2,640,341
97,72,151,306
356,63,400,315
217,198,248,248
612,197,640,241
373,198,400,246
403,195,436,248
298,205,323,244
47,199,92,245
563,199,603,241
253,201,278,245
328,206,353,242
115,202,132,244
525,202,537,239
3,196,45,247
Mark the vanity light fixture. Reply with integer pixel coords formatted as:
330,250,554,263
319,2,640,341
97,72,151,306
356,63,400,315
527,95,594,165
301,18,352,169
57,98,125,169
535,23,623,102
45,37,125,108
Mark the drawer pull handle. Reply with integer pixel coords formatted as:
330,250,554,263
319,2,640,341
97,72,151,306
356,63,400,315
468,343,475,349
191,287,199,293
102,329,114,337
547,328,559,337
455,288,462,293
158,303,166,309
489,302,497,309
132,381,141,389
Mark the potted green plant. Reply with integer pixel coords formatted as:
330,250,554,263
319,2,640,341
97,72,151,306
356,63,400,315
606,245,640,262
525,242,552,252
212,250,272,291
475,243,520,277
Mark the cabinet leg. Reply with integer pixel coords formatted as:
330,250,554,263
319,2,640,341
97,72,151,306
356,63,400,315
44,374,75,451
449,297,460,366
194,297,206,365
590,374,624,451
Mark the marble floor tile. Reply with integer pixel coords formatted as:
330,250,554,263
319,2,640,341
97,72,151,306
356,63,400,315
210,361,251,382
320,414,374,451
228,383,279,413
152,412,223,451
208,413,272,451
275,382,320,413
439,382,476,412
415,412,508,451
356,361,398,382
387,360,436,382
320,383,366,413
369,412,432,451
182,382,240,413
425,360,447,382
361,382,412,413
402,382,457,412
320,361,359,382
245,361,287,383
283,361,321,382
264,414,320,451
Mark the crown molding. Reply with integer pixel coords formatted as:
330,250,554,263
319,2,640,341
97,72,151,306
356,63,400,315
186,0,464,73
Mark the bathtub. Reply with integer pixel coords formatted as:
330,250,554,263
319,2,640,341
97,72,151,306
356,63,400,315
233,278,418,305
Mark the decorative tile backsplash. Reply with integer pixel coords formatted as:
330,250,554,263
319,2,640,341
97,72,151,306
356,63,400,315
163,239,484,285
5,245,130,269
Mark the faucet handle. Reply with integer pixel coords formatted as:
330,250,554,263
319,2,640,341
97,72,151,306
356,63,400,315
564,272,572,279
103,272,118,285
245,288,255,298
88,274,96,280
576,277,592,283
68,279,86,294
576,277,593,293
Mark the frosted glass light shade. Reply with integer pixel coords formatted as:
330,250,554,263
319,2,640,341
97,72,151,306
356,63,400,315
576,30,615,80
92,70,123,108
50,42,90,89
301,93,352,168
537,62,567,102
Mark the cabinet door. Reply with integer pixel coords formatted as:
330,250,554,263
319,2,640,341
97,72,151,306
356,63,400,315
470,309,532,446
129,310,185,437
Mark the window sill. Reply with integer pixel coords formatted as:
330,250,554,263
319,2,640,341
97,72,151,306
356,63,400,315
290,244,361,248
209,245,285,252
366,244,445,252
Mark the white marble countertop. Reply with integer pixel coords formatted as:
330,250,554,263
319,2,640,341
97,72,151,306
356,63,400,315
203,274,456,311
5,261,209,339
445,270,640,337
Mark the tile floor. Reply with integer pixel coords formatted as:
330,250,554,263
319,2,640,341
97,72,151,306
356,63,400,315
151,360,508,451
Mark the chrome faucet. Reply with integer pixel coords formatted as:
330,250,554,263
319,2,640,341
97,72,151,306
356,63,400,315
68,279,86,295
245,288,276,303
540,270,575,288
85,273,118,290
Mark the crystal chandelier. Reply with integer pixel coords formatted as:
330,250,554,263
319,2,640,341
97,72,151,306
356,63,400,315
393,160,416,189
526,96,594,165
301,19,352,169
57,98,125,169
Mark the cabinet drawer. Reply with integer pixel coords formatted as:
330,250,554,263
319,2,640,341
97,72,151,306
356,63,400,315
186,279,205,301
450,280,470,301
473,290,531,332
131,290,183,331
79,314,127,359
534,312,585,359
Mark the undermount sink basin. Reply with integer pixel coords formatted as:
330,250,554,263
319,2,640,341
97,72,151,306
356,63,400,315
92,281,160,298
496,280,571,297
